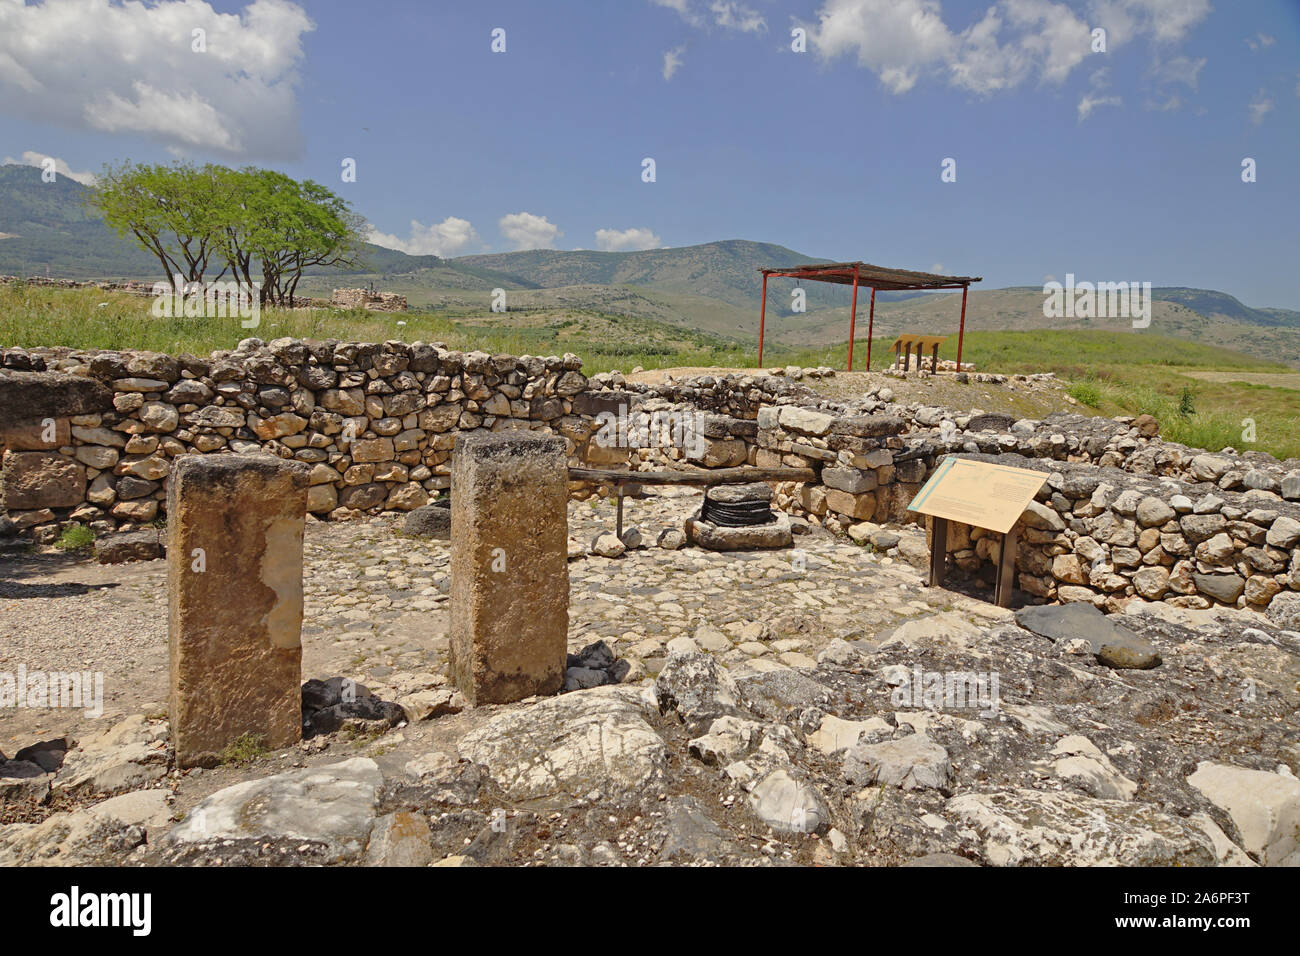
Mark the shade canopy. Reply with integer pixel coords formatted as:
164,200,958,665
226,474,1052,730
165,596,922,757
757,260,982,370
760,261,981,291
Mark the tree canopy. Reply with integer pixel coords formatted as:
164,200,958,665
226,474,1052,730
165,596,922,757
88,161,366,306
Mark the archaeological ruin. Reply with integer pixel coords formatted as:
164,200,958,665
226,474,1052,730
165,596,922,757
1,337,1298,869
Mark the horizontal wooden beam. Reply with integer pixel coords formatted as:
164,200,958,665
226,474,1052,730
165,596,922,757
569,466,815,487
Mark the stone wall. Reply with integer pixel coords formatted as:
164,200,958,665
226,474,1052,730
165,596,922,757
1,340,619,537
929,453,1300,614
330,289,408,312
4,339,1299,618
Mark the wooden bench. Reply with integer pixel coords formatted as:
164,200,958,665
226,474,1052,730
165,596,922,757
568,465,815,537
891,333,947,372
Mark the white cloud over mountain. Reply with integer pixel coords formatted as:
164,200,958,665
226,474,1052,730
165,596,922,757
2,151,98,185
499,212,562,251
368,217,481,257
595,227,663,252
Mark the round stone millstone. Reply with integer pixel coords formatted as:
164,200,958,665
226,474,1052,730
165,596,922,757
705,482,773,504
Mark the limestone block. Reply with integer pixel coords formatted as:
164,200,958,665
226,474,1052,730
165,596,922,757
1,451,85,509
168,454,311,768
450,432,568,705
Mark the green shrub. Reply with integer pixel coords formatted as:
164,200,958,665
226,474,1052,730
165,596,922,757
1066,379,1102,408
219,732,268,765
54,524,95,551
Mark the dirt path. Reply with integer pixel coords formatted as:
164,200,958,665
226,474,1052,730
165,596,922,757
1180,370,1300,389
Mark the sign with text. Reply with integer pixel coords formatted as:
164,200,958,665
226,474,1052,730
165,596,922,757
907,457,1049,534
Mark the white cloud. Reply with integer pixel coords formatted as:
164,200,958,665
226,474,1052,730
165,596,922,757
1078,92,1122,120
499,212,561,251
0,0,314,160
595,227,663,252
808,0,954,95
368,217,480,257
1090,0,1210,45
1078,67,1122,121
651,0,766,32
663,45,686,80
2,151,98,185
806,0,1209,97
651,0,701,26
1143,54,1205,111
709,2,766,33
1245,33,1275,52
1248,89,1273,125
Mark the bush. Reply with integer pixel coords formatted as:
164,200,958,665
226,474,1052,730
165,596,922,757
54,524,95,551
1067,379,1103,408
219,732,268,765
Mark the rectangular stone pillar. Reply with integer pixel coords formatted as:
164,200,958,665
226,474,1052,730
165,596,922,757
450,432,568,705
168,454,311,768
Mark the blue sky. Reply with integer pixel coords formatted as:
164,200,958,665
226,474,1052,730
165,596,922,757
1,0,1298,307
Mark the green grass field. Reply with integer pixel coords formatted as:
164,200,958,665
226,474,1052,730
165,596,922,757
4,283,1296,461
783,330,1300,461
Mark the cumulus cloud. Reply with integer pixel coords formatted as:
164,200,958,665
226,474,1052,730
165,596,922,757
595,228,663,252
2,151,98,185
1244,33,1274,52
1248,89,1273,125
499,212,561,251
0,0,314,160
368,217,480,257
805,0,1210,97
663,45,686,80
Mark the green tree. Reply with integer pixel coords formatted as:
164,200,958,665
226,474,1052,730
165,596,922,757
90,161,366,306
222,169,364,307
88,161,230,282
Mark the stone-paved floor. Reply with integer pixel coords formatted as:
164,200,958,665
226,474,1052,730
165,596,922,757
1,489,1011,750
300,488,1012,703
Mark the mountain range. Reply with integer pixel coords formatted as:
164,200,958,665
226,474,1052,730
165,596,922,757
2,162,1297,366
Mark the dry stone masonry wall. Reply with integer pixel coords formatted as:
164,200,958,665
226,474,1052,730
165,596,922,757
3,341,1298,620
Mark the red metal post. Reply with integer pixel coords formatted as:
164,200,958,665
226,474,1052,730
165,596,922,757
865,286,876,371
956,283,969,370
847,264,859,371
758,272,768,368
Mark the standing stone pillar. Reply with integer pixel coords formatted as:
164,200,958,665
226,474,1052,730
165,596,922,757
168,455,311,768
450,432,568,705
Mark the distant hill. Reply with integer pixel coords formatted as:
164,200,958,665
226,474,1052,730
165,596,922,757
0,164,444,280
2,161,1297,366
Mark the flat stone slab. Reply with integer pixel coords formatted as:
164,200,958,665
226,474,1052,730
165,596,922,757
0,369,112,428
947,788,1217,866
164,757,382,862
1015,602,1161,669
94,530,164,564
457,687,666,804
685,512,792,551
843,734,952,790
705,482,773,504
1188,761,1300,866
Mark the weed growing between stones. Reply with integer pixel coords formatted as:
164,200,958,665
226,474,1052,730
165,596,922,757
54,524,95,552
219,732,269,766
